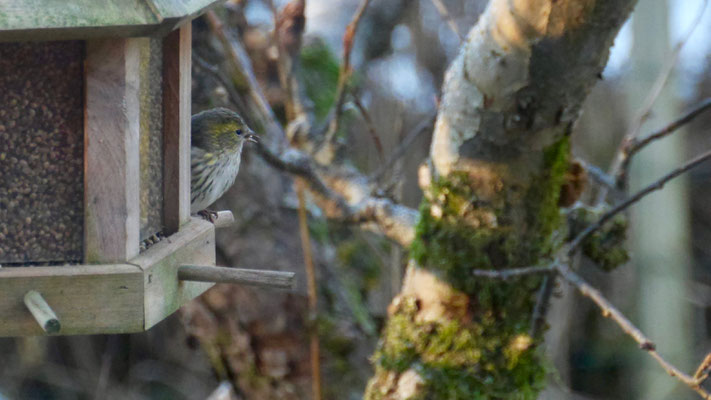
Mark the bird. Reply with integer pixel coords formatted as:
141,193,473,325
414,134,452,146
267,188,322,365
190,108,258,218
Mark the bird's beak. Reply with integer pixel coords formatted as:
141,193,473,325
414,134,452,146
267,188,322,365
245,132,259,144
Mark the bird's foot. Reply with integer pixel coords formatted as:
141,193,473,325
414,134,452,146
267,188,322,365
198,209,219,223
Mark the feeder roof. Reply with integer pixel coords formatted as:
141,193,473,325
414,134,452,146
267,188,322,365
0,0,224,41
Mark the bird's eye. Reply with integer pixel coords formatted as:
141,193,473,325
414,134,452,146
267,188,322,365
235,129,243,135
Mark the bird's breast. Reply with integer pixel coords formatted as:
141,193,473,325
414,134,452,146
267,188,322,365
190,148,243,213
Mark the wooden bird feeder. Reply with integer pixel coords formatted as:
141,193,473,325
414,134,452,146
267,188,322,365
0,1,293,336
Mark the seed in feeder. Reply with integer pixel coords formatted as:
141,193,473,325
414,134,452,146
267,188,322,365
0,41,83,264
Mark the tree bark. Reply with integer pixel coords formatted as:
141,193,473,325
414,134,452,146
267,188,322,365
365,1,637,398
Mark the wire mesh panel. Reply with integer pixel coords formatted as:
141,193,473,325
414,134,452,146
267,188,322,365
0,41,84,264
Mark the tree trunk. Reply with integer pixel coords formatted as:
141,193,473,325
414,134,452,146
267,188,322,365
365,1,637,398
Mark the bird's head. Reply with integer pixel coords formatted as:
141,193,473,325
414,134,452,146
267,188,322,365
191,108,258,153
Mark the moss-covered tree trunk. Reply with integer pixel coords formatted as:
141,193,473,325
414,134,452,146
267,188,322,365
366,1,637,398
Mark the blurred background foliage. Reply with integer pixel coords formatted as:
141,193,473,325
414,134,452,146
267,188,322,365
2,0,711,399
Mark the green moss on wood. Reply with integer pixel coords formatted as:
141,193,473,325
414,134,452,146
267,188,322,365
409,137,569,291
369,138,572,399
567,207,629,271
369,296,546,399
524,136,570,255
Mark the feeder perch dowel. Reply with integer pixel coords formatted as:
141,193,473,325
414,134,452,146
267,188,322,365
24,290,61,334
178,265,295,289
213,210,235,228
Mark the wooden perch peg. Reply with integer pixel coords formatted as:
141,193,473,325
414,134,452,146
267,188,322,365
213,210,234,228
178,265,295,289
24,290,61,334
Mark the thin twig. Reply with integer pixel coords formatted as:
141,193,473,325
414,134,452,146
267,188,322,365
266,0,290,90
322,0,372,146
694,353,711,384
255,142,344,208
351,93,384,162
471,263,557,338
568,148,711,253
626,97,711,161
370,111,437,182
530,275,555,337
430,0,464,41
471,265,554,280
540,13,708,349
193,54,250,119
296,180,322,400
579,159,617,192
267,0,303,121
556,263,653,349
601,0,708,199
204,10,285,142
555,262,711,399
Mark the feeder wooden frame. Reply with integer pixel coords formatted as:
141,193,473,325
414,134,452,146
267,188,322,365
0,3,295,337
0,23,215,337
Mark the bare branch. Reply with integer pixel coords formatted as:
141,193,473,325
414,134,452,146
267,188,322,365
274,0,306,57
268,0,309,121
625,97,711,161
600,0,708,199
192,54,249,117
296,180,322,400
370,111,436,182
204,10,286,143
568,148,711,253
694,353,711,385
266,0,291,90
530,275,555,337
203,10,417,246
471,265,554,280
556,263,653,348
430,0,463,41
556,262,711,399
579,159,617,192
255,142,417,246
321,0,373,149
351,94,385,162
255,143,344,206
471,263,558,338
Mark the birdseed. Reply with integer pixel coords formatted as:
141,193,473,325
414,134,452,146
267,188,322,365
0,41,84,264
138,37,165,243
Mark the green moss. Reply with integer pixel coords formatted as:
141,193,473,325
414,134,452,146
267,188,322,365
299,40,340,121
410,171,510,293
371,138,572,398
524,137,570,255
370,297,546,399
567,207,629,271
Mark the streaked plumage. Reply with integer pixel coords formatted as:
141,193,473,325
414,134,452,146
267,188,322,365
190,108,257,214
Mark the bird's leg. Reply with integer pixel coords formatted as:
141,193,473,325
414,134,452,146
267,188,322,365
197,209,219,223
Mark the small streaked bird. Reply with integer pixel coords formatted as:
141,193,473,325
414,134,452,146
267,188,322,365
190,108,258,216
